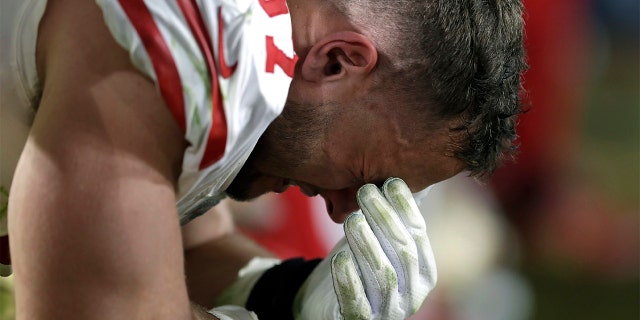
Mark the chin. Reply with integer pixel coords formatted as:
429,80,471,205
225,177,275,202
226,164,264,201
225,186,264,202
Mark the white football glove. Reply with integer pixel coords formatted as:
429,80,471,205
294,177,437,319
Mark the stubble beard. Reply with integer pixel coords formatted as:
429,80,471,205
225,100,330,201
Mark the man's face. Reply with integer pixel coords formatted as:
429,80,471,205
226,98,464,223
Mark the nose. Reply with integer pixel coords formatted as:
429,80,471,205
320,187,361,223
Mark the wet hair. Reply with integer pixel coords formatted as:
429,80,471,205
331,0,528,177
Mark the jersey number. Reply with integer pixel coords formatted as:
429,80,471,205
260,0,298,77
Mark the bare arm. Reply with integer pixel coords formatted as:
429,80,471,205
183,200,276,309
9,0,198,318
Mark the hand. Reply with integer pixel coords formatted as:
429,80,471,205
294,178,437,319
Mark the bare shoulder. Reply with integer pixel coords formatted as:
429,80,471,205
8,0,191,318
36,0,185,179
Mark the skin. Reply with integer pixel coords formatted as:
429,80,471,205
8,0,462,319
227,0,464,223
10,0,197,318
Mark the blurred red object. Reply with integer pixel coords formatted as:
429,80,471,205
492,0,593,223
239,188,332,260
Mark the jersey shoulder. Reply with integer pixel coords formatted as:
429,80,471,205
97,0,297,223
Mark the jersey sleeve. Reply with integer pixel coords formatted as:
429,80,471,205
96,0,296,222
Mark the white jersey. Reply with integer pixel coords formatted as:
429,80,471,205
1,0,295,228
97,0,296,224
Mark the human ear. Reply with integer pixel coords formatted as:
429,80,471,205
300,31,377,83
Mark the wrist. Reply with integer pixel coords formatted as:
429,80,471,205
246,257,322,320
216,256,282,307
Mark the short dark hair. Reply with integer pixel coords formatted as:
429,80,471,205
335,0,528,177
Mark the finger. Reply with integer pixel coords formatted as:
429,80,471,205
383,178,437,306
382,178,427,236
331,250,370,320
356,183,416,295
343,212,399,315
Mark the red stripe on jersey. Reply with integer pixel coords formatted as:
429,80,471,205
177,0,230,169
217,8,238,78
118,0,187,132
